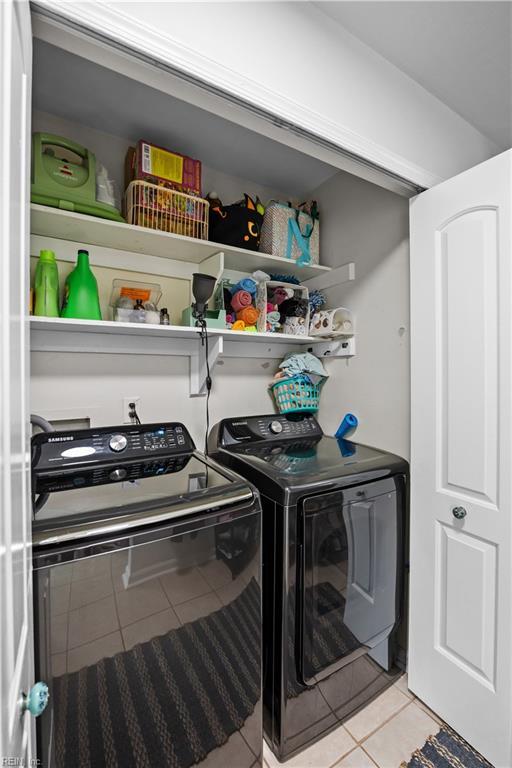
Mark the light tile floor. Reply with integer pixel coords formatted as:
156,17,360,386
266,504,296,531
49,550,258,678
263,674,442,768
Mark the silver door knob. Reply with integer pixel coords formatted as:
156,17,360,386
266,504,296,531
452,506,467,520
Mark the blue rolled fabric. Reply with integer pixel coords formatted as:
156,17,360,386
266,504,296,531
335,413,358,440
232,278,257,295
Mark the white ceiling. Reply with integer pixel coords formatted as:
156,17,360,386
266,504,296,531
315,1,512,149
32,39,338,198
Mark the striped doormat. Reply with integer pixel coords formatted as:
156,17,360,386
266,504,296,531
402,726,494,768
52,578,261,768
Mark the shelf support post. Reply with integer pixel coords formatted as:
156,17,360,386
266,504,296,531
190,334,223,396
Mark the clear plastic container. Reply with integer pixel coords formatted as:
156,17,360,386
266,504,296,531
110,279,162,323
110,279,162,308
114,307,147,323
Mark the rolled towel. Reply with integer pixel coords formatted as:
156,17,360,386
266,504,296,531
231,289,252,312
232,320,246,330
232,278,257,295
236,306,259,325
273,286,294,305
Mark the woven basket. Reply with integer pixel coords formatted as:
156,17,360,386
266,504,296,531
270,375,324,414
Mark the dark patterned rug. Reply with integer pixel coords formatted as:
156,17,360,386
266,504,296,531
52,579,261,768
402,726,494,768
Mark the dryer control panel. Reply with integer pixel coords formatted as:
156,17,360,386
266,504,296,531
32,422,195,472
215,413,323,445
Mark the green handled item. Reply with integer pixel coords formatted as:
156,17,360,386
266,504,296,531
34,249,59,317
31,133,124,222
60,250,102,321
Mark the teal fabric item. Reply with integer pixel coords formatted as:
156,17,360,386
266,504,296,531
279,352,328,379
286,217,313,265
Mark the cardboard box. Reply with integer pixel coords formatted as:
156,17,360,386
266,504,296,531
125,140,201,197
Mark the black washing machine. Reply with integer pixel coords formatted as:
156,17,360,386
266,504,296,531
32,422,262,768
209,412,408,761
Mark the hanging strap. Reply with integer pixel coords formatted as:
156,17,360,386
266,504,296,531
286,216,312,265
294,206,315,239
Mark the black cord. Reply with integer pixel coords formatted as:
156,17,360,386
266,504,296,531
202,319,212,455
128,402,142,424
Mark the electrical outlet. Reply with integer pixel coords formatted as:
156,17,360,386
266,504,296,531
123,397,141,424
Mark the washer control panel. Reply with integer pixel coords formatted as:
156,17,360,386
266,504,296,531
218,413,323,445
34,453,193,494
32,422,195,471
109,434,128,453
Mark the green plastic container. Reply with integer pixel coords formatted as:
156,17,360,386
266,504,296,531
60,250,102,321
31,133,124,222
34,249,59,317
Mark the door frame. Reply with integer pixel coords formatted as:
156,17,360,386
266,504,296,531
0,0,34,763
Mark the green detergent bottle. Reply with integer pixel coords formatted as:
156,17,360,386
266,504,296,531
60,249,102,320
34,249,60,317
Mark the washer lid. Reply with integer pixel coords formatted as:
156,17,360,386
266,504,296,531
32,452,253,545
217,436,408,503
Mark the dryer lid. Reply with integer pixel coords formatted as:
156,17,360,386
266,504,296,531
216,435,408,503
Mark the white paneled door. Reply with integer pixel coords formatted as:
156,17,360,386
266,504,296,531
409,150,512,767
0,0,34,765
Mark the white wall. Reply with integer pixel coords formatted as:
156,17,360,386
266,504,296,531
30,352,277,448
32,110,289,208
313,171,410,459
39,0,499,186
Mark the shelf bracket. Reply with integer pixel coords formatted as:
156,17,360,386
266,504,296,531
308,337,356,358
303,261,355,291
190,334,224,396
